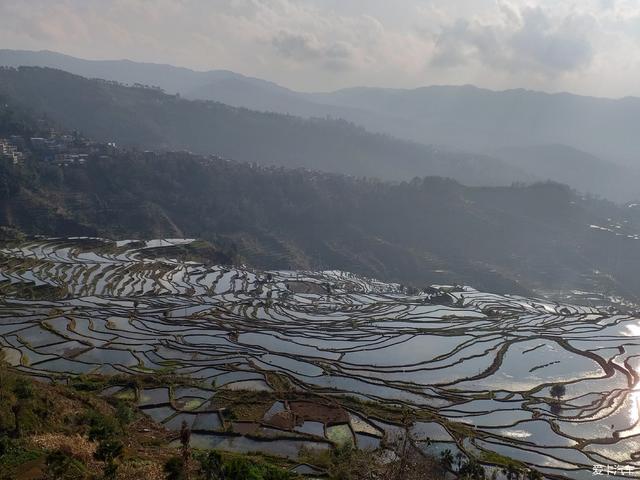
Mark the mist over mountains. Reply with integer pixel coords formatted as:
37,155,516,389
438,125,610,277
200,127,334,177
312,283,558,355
2,49,639,202
0,66,530,186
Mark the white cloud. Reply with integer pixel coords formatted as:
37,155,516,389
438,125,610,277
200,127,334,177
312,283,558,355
430,3,596,76
272,31,357,71
0,0,638,96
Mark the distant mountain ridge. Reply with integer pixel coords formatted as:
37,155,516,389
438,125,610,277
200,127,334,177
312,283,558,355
0,48,271,93
491,144,640,202
2,49,640,202
0,49,387,131
0,49,346,116
309,85,640,165
3,49,640,164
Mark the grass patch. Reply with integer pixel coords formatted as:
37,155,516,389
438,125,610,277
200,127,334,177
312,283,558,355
480,450,526,469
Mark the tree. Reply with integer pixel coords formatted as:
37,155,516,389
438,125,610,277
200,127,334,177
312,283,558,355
550,384,566,400
10,403,22,438
115,400,135,426
0,434,14,460
0,349,7,386
10,376,33,438
180,419,192,479
13,377,33,400
94,438,123,480
87,410,120,442
224,457,263,480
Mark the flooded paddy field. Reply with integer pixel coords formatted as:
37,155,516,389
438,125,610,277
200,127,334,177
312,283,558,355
1,238,639,478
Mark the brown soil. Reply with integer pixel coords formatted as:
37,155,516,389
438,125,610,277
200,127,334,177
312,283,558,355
289,401,349,424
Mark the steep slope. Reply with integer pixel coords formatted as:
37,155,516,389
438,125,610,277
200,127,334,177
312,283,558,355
0,66,527,185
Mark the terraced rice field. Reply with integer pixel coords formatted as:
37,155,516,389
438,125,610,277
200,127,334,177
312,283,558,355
0,238,638,479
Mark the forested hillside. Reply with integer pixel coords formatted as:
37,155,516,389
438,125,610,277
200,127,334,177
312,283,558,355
4,51,640,166
0,66,527,186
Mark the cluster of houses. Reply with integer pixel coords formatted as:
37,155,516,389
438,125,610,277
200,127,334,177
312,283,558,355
0,136,25,164
30,134,91,165
1,131,117,166
53,152,90,165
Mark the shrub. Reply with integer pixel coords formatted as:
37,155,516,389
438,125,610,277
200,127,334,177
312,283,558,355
94,439,123,480
115,400,135,426
86,410,120,442
164,456,185,480
223,457,293,480
12,377,33,400
44,449,87,480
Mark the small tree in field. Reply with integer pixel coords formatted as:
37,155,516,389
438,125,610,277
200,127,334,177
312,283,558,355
550,384,566,400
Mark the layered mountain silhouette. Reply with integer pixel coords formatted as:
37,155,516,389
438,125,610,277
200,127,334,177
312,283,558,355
0,66,529,186
2,65,640,300
2,49,639,201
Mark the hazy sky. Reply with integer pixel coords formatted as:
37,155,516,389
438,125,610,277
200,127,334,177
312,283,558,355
1,0,639,97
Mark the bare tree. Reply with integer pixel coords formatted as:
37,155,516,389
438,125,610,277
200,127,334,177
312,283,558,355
180,420,192,480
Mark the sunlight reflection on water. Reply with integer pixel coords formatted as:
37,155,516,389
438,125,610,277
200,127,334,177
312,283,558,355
623,323,640,336
630,387,640,425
